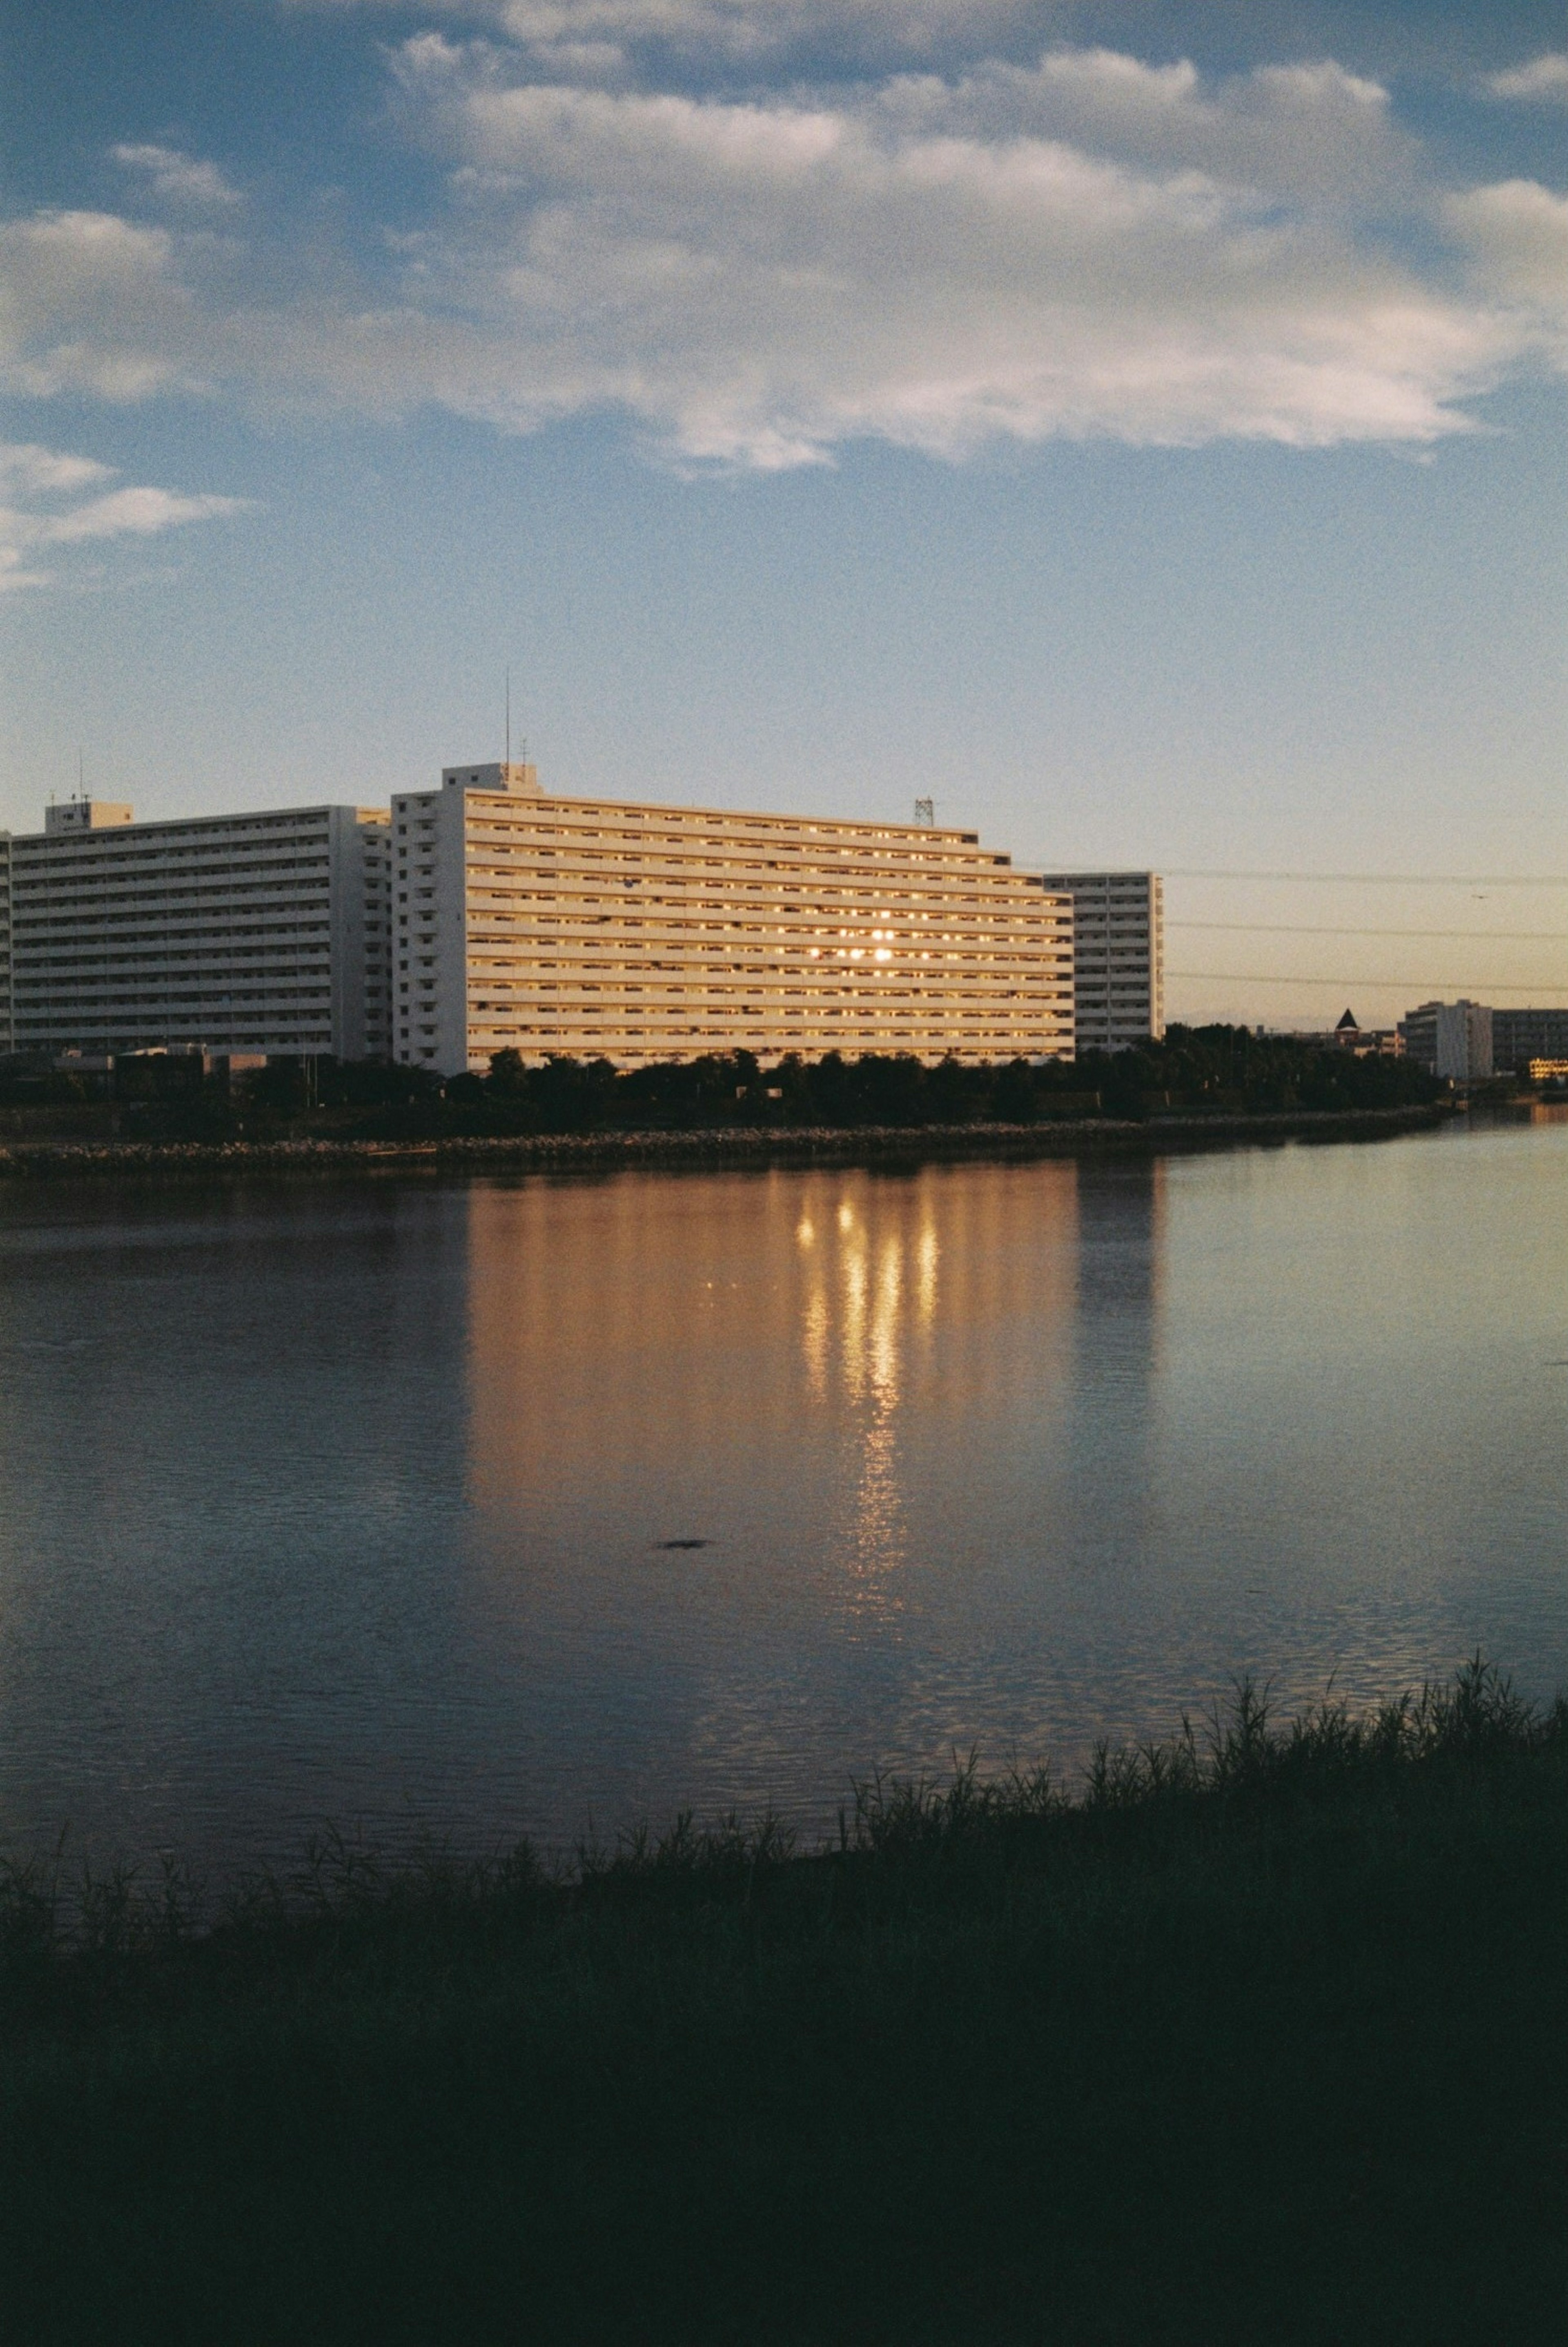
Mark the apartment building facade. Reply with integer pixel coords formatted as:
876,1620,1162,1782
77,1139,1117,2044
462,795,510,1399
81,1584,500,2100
1490,1007,1568,1073
0,828,12,1052
391,765,1076,1075
3,798,392,1060
1398,999,1493,1081
1031,871,1164,1053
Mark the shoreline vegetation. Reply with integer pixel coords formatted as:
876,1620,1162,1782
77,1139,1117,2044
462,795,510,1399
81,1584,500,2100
0,1022,1463,1180
3,1662,1563,2341
0,1098,1452,1180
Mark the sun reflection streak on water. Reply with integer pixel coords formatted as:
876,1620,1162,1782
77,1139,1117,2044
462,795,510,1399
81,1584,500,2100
845,1225,908,1620
917,1224,939,1325
785,1188,949,1629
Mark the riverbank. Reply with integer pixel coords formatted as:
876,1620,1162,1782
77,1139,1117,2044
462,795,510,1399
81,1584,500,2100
3,1663,1561,2343
0,1100,1450,1181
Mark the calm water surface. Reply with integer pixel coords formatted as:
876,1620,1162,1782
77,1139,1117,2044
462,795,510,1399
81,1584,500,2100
0,1115,1564,1867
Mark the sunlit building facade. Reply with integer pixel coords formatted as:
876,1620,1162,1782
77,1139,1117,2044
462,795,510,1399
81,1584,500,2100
392,764,1076,1074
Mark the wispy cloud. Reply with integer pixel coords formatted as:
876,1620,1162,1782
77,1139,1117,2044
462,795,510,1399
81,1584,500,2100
1,42,1564,468
0,440,254,592
113,143,244,207
1482,54,1568,104
291,0,1078,81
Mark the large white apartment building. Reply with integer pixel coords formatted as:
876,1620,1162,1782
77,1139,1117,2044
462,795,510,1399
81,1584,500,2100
392,765,1076,1074
1031,871,1164,1053
2,798,392,1060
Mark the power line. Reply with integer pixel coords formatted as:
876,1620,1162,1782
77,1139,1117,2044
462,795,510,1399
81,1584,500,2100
1171,971,1567,992
1169,921,1564,941
1160,870,1566,887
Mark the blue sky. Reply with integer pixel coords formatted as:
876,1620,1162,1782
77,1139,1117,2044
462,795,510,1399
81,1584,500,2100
2,0,1564,1026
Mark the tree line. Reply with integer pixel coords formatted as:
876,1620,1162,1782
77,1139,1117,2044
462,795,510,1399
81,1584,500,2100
265,1024,1442,1134
0,1026,1444,1141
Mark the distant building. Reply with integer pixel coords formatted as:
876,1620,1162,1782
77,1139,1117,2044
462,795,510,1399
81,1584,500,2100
3,797,392,1060
392,765,1076,1075
0,828,12,1053
1490,1008,1568,1073
1398,999,1493,1081
1528,1058,1568,1083
1292,1012,1401,1057
1029,871,1164,1053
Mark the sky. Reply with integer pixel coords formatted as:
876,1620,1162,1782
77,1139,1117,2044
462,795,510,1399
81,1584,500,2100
1,0,1564,1028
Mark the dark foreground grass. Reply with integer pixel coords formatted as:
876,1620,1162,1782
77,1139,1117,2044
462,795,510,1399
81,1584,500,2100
2,1663,1564,2345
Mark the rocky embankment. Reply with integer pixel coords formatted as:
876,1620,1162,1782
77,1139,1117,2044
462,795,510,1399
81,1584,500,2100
0,1102,1450,1180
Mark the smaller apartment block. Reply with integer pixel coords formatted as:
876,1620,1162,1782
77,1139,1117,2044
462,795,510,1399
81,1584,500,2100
0,828,12,1051
2,799,391,1060
1031,872,1164,1053
1490,1008,1568,1073
392,766,1075,1075
1398,1000,1493,1082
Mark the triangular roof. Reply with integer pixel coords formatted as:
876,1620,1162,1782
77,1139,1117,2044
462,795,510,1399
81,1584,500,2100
1335,1008,1359,1032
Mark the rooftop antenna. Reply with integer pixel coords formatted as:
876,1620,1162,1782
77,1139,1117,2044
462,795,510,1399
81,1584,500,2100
78,746,85,801
505,666,510,768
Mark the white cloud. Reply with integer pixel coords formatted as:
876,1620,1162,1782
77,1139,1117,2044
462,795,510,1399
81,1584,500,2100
0,439,254,592
864,49,1410,207
0,441,117,496
489,0,1071,79
1445,179,1568,345
300,0,1064,75
1482,54,1568,104
113,144,244,207
0,44,1564,468
377,45,1568,460
0,210,198,399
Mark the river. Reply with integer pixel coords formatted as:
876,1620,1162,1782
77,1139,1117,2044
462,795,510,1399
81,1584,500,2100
0,1111,1563,1868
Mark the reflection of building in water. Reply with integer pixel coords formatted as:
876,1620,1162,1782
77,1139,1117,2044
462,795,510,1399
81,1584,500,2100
1064,1156,1166,1525
464,1172,842,1516
796,1165,1085,1621
463,1165,1081,1629
1074,1155,1164,1363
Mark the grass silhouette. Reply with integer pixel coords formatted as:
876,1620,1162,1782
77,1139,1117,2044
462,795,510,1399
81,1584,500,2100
2,1660,1563,2343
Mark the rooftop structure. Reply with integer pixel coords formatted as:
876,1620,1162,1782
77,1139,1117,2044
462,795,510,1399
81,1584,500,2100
45,798,134,836
392,766,1076,1075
